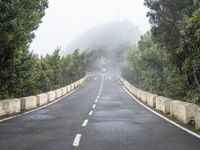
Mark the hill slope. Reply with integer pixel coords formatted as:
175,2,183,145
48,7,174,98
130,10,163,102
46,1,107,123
64,21,141,53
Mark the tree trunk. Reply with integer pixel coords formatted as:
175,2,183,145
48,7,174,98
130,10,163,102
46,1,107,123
193,67,200,92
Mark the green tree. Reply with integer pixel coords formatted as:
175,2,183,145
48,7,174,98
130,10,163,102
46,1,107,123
0,0,48,68
122,32,165,95
0,1,90,100
143,0,200,102
0,0,48,99
123,0,200,104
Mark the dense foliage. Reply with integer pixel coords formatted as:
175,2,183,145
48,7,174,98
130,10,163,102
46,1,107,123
0,48,87,100
122,0,200,104
0,1,88,99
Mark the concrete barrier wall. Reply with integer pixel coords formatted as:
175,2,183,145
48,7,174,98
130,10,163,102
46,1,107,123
55,89,62,98
36,94,48,106
47,91,56,102
156,96,171,114
61,87,67,96
65,86,70,93
75,82,78,88
141,91,147,103
120,76,200,129
0,75,87,118
129,84,135,95
21,96,37,110
78,79,81,85
0,99,20,116
136,89,141,99
147,93,157,107
170,100,199,124
71,83,75,90
72,83,75,89
76,81,79,87
194,108,200,130
0,101,6,117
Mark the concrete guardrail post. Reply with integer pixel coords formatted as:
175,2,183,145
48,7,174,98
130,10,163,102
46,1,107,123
21,96,37,110
147,93,157,107
55,89,62,99
36,94,48,106
155,96,171,114
0,99,20,116
170,100,199,124
47,91,56,102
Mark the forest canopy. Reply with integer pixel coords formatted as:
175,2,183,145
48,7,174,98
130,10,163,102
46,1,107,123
0,0,88,99
122,0,200,104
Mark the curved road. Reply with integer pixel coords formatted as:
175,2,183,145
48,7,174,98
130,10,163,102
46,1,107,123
0,72,200,150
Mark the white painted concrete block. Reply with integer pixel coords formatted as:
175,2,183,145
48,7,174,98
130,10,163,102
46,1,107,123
147,93,157,107
129,85,135,95
0,99,20,116
66,85,71,93
47,91,56,102
76,81,79,87
21,96,37,110
55,89,62,98
81,79,84,84
36,93,48,106
70,83,75,90
61,87,67,96
194,108,200,130
170,100,199,124
0,101,6,117
156,96,171,114
75,82,78,88
136,89,141,99
141,91,147,103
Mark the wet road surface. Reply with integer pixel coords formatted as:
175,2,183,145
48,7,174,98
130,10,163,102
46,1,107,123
0,71,200,150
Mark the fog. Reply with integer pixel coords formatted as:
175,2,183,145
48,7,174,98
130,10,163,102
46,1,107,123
30,0,150,56
64,20,141,53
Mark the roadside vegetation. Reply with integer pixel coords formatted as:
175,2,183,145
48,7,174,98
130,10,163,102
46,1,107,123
0,0,88,100
122,0,200,104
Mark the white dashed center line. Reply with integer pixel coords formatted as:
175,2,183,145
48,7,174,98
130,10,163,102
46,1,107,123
72,74,105,148
82,119,88,127
73,134,82,147
89,111,93,116
92,104,96,109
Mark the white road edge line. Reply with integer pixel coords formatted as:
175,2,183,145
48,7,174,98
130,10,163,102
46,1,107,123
95,99,98,103
92,104,96,109
0,81,87,123
97,96,99,99
89,111,93,116
73,134,82,147
121,85,200,139
82,119,88,127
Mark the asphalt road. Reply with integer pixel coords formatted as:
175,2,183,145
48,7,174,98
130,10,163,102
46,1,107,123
0,71,200,150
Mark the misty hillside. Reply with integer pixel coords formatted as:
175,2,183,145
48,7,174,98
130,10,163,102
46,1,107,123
64,21,141,53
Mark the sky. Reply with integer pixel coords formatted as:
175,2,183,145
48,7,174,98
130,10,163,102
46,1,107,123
30,0,151,55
